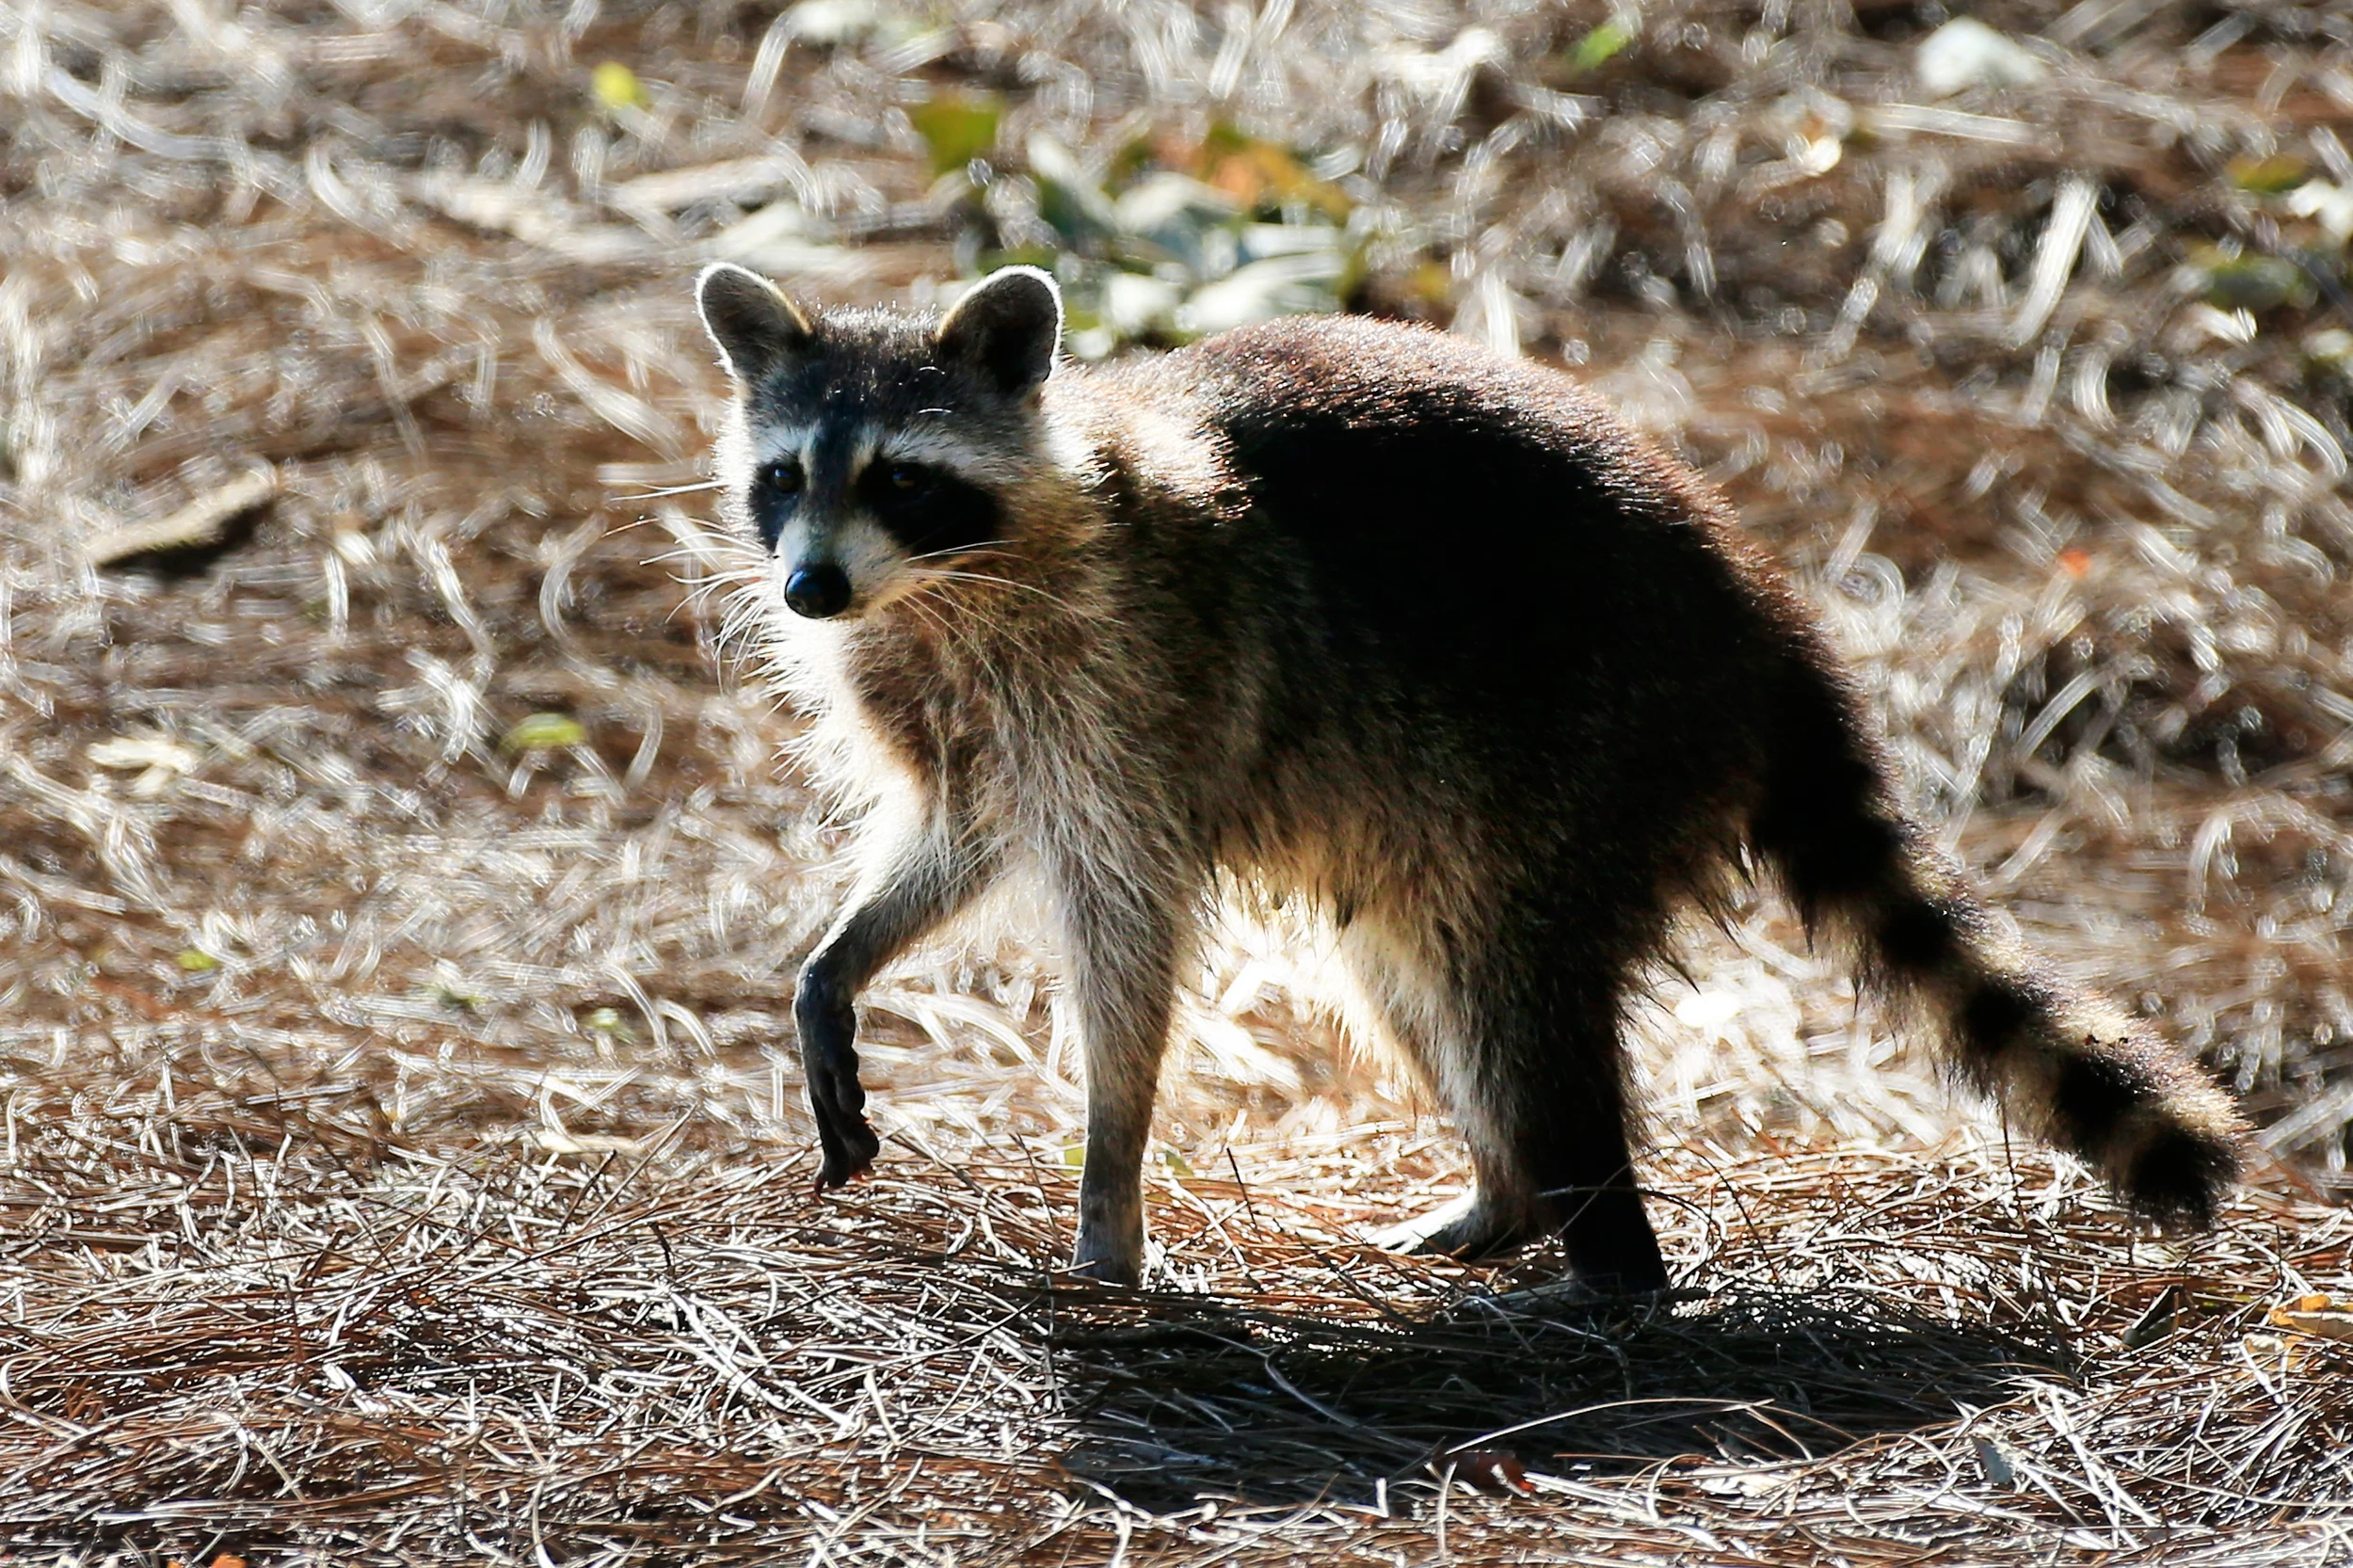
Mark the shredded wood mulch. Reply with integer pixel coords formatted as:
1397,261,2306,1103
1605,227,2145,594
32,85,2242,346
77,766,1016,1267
6,1071,2352,1562
4,0,2353,1561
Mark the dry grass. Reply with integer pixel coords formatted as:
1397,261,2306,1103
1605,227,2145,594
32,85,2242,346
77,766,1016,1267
4,0,2353,1560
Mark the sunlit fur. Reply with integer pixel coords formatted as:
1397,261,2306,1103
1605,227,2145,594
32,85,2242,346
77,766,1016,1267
696,264,2249,1290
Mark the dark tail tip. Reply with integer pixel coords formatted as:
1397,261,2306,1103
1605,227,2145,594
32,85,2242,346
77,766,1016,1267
2121,1125,2245,1229
2043,1033,2246,1228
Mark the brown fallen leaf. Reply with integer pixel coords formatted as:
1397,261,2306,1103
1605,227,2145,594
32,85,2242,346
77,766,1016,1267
1452,1449,1533,1496
2269,1293,2353,1342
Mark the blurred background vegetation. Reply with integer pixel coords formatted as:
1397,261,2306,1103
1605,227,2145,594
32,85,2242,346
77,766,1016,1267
7,0,2350,1179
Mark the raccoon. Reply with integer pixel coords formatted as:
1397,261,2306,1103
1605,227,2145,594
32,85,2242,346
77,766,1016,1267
692,261,2247,1290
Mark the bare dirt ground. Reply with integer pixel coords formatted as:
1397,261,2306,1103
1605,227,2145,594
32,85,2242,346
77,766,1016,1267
4,0,2353,1562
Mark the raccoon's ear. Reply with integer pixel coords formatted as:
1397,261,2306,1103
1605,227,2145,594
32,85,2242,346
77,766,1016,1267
936,265,1062,396
696,263,813,384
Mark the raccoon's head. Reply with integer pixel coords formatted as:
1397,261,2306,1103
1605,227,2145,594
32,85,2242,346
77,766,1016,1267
696,263,1064,621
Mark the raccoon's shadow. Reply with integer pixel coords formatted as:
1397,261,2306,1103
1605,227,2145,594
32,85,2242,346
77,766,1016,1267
1048,1282,2063,1510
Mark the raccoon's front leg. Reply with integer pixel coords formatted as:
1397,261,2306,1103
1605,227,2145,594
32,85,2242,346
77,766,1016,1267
796,820,999,1189
1060,874,1192,1287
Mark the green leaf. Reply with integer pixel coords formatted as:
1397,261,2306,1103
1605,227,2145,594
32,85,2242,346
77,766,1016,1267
1406,260,1456,310
2229,154,2310,196
1570,19,1633,72
2196,248,2315,312
910,91,1000,177
1027,133,1116,248
591,61,648,112
503,712,588,751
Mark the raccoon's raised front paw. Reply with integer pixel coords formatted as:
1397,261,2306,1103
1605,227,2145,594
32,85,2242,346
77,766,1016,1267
796,965,880,1191
805,1061,880,1190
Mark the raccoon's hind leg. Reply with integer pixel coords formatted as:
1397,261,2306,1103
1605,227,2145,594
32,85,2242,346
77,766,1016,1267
1352,910,1670,1293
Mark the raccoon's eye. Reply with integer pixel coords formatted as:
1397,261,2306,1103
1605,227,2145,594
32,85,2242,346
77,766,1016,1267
757,458,805,494
856,456,997,555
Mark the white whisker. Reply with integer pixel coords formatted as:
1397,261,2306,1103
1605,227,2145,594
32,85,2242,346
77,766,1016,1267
904,566,1091,617
609,479,723,498
903,539,1016,565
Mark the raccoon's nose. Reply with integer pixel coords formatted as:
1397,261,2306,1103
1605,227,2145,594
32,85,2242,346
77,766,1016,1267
783,563,852,619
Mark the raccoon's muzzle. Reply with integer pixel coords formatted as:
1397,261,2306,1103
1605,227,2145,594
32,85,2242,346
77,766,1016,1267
784,562,853,619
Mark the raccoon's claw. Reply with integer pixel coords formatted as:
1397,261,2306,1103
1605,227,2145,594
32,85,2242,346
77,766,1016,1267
811,1116,880,1191
805,1054,880,1189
